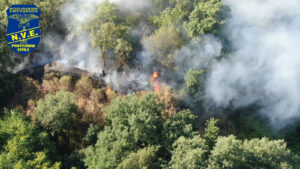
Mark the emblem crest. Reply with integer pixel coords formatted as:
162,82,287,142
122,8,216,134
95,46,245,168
6,4,41,55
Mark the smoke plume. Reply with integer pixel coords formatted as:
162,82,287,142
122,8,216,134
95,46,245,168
174,35,222,79
205,0,300,129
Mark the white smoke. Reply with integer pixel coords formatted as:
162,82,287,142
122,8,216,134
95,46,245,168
60,0,152,27
37,0,154,92
109,0,152,13
206,0,300,128
103,69,149,93
174,35,222,78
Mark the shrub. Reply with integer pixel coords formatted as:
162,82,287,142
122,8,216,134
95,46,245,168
75,76,93,97
59,75,73,91
36,90,79,134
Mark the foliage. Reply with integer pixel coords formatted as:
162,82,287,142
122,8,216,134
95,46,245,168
182,69,205,98
152,0,196,28
83,124,101,145
184,0,224,39
84,93,196,169
59,75,73,91
163,109,196,151
152,0,177,14
156,86,178,116
152,7,187,28
152,0,224,41
144,25,183,69
62,151,85,169
42,73,107,127
169,136,209,169
90,88,107,103
13,76,43,109
235,113,275,139
208,136,297,169
0,16,15,109
0,110,61,168
42,74,61,94
204,118,219,149
36,90,79,134
284,126,300,155
75,76,93,97
117,146,160,169
0,72,16,109
169,120,298,169
0,26,12,72
36,0,66,35
87,1,133,69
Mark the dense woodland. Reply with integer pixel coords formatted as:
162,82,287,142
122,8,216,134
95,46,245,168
0,0,300,169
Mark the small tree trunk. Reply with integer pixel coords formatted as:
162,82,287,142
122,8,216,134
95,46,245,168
100,52,106,77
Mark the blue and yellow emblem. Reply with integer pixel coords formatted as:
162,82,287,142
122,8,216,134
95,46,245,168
6,5,41,55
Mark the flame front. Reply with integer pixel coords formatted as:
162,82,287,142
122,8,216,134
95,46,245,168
150,72,160,93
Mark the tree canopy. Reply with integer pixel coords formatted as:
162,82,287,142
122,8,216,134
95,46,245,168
184,0,224,39
36,90,79,135
0,110,61,168
87,1,133,71
169,119,298,169
84,93,196,169
84,94,298,169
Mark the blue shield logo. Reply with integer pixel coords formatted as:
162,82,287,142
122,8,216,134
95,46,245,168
6,5,41,55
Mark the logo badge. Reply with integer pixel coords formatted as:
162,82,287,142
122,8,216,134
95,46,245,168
6,5,41,55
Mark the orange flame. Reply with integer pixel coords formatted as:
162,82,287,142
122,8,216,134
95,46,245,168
151,72,160,93
153,81,160,93
153,72,159,78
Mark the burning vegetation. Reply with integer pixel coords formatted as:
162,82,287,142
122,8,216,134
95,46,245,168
148,71,160,93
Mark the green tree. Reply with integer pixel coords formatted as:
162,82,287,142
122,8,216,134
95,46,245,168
208,136,297,169
84,93,196,169
152,0,197,28
36,90,79,135
0,110,61,169
144,25,183,69
0,7,14,74
0,72,16,109
0,19,15,108
114,39,133,67
169,119,298,169
163,109,196,151
184,0,224,39
117,146,159,169
152,0,172,13
182,69,205,98
83,124,101,145
0,25,12,72
152,7,187,28
169,136,209,169
204,118,219,149
208,135,244,169
87,1,133,72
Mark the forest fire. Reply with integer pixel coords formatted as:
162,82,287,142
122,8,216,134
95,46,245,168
1,0,299,168
149,71,160,93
